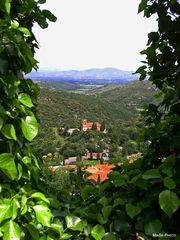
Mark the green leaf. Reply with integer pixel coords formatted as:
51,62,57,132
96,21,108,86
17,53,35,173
125,203,142,219
20,195,27,215
114,212,130,232
142,169,161,180
144,219,162,236
163,177,176,189
138,0,147,13
1,220,21,240
148,32,159,44
12,199,20,220
61,233,72,239
42,10,57,22
33,205,52,227
135,65,146,75
18,27,31,36
5,0,11,14
159,190,180,217
113,197,125,207
22,156,31,165
111,172,126,186
114,174,126,186
38,0,46,3
0,200,11,222
0,153,18,180
30,192,50,204
47,236,55,240
97,213,107,224
18,93,33,107
91,225,105,240
81,185,96,200
65,216,84,231
27,224,39,240
21,115,38,141
36,16,48,29
104,232,117,240
0,117,3,129
0,0,11,14
102,205,112,220
50,223,63,235
1,124,17,140
98,196,108,206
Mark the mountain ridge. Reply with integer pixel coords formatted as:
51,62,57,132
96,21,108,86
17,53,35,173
27,67,139,84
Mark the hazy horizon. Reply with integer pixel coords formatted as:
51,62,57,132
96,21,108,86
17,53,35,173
33,66,136,72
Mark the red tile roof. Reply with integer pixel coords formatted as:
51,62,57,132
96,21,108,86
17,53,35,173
82,121,101,131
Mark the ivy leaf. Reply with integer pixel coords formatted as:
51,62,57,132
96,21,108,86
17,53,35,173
138,0,147,13
27,224,39,240
104,232,117,240
102,206,112,220
50,223,63,235
30,192,50,204
33,205,52,227
42,10,57,22
91,225,105,240
36,16,48,29
163,177,176,189
0,0,11,14
18,27,31,36
135,65,146,75
12,199,20,220
0,200,11,222
98,196,108,206
110,172,126,186
113,197,125,207
144,219,162,236
0,153,18,180
1,124,17,140
22,156,31,165
21,115,38,141
159,190,180,217
65,216,84,231
61,233,72,239
142,169,161,180
18,93,33,107
125,203,142,219
1,220,21,240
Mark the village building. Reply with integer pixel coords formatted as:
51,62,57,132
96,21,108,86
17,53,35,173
67,128,79,135
81,120,102,131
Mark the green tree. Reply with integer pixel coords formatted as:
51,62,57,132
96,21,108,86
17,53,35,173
0,1,63,239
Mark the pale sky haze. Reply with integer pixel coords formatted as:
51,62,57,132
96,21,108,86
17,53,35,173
34,0,157,71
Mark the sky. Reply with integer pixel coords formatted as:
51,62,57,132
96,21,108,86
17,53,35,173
33,0,157,71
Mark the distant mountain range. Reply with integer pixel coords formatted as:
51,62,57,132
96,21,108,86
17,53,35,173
27,68,140,85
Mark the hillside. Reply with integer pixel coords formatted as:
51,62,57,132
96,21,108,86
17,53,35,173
38,81,155,126
37,80,82,91
33,80,156,152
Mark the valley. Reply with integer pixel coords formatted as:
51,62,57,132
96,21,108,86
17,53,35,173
32,80,156,166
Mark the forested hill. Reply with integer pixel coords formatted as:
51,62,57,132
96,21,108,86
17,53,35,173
38,80,155,128
34,80,156,152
